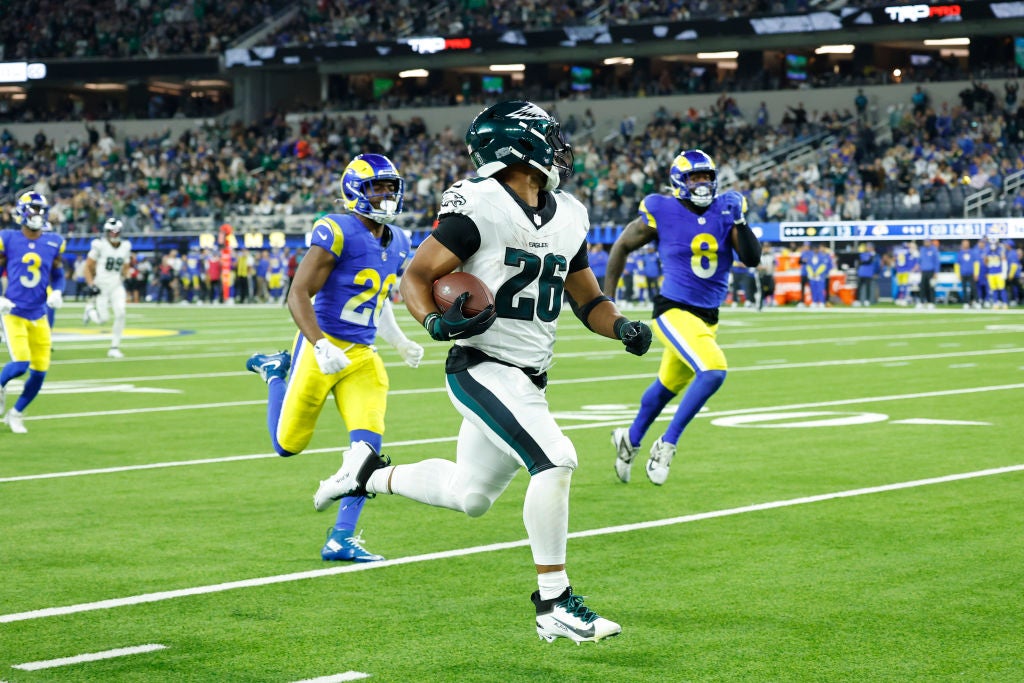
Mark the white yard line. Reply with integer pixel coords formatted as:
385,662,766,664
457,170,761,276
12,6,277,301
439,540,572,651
27,345,1024,386
3,381,1023,484
46,325,1024,363
2,463,1021,625
12,644,167,671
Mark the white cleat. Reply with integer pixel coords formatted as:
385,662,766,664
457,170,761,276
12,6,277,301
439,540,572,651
313,441,388,512
533,587,621,644
611,427,639,483
645,438,676,486
108,347,124,359
5,408,27,434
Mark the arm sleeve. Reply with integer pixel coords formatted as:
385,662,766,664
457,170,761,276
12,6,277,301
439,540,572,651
376,299,409,348
51,259,66,291
432,213,481,262
733,222,761,267
568,241,589,273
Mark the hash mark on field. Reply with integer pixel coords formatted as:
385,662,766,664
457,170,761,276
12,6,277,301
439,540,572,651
292,673,371,682
948,363,977,369
4,382,1024,484
2,464,1022,624
12,644,167,670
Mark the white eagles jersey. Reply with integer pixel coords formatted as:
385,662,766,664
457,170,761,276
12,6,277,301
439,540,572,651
88,238,132,288
439,177,589,372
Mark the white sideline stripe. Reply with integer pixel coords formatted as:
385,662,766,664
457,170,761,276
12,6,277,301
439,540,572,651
3,382,1024,484
46,325,1024,366
39,345,1024,386
12,644,167,670
292,673,371,683
2,463,1022,625
20,347,1024,422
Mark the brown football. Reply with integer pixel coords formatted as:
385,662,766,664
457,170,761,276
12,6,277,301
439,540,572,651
432,271,494,317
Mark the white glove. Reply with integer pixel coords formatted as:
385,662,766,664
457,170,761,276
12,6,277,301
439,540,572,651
47,290,63,310
313,338,350,375
395,339,424,368
0,296,13,316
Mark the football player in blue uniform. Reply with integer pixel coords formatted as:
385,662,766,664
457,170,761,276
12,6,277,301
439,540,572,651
805,243,832,308
246,154,424,562
0,191,66,434
604,149,761,485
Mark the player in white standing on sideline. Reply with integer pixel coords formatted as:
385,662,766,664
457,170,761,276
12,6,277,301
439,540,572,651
83,217,131,358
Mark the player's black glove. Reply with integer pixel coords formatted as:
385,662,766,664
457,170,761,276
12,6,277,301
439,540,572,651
424,292,497,341
615,318,653,356
84,285,101,297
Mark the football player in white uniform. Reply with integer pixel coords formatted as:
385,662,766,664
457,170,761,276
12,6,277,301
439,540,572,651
313,100,653,643
84,218,131,358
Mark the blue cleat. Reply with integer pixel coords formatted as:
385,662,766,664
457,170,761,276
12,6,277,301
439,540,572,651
246,351,290,383
321,528,384,562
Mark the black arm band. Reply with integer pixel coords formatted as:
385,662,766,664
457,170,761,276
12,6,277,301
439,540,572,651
573,295,613,331
734,222,761,267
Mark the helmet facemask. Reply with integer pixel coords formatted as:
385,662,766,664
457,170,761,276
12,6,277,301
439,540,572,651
685,171,717,207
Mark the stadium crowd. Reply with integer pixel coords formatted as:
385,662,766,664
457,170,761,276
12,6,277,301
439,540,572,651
0,0,289,61
3,75,1024,240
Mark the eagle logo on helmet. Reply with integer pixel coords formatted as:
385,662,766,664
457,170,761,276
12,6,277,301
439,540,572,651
104,217,124,244
465,100,574,191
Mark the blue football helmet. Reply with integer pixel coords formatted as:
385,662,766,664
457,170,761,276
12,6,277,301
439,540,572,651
15,191,49,230
670,150,717,207
466,100,573,191
340,154,404,222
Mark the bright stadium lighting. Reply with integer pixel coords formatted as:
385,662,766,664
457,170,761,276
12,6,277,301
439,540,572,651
489,64,526,72
697,51,739,59
923,37,970,46
399,69,429,78
603,57,634,65
815,44,855,55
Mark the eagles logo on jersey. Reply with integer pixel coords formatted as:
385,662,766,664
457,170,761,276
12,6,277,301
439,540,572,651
435,177,589,372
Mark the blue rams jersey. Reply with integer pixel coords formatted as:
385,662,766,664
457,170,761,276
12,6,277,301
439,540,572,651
638,190,745,309
981,245,1004,275
956,247,978,276
805,251,832,281
309,213,411,344
0,227,66,320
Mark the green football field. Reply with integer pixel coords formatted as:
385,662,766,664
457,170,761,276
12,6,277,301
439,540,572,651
1,301,1022,682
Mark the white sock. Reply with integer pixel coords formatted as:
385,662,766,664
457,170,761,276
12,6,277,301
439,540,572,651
523,466,571,568
111,314,126,348
538,570,569,601
367,459,464,512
